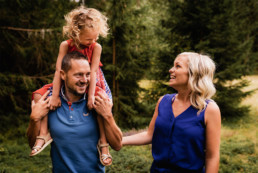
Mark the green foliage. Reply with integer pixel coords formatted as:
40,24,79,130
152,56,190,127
99,0,156,128
220,138,257,172
0,0,104,112
214,80,252,117
145,0,258,118
0,73,37,119
0,0,77,123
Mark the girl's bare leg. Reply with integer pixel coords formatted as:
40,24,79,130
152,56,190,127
30,114,49,155
97,114,112,165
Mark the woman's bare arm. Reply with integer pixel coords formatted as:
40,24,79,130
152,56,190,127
122,96,163,146
205,101,221,173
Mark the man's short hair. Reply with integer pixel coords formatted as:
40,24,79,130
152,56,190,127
61,51,88,72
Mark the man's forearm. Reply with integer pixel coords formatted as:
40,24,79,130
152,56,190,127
26,115,41,148
27,92,50,148
103,114,122,151
93,93,122,150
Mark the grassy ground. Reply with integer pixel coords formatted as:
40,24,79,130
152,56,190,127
219,75,258,172
0,76,257,172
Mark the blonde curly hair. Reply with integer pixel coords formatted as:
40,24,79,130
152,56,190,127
179,52,216,113
63,6,109,48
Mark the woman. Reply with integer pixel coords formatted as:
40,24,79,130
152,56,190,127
122,52,221,173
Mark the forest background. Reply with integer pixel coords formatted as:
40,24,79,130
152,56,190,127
0,0,257,172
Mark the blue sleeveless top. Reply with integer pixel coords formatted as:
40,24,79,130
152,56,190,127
48,88,104,173
151,94,208,173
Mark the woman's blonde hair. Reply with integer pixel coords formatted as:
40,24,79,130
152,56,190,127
63,6,109,48
179,52,216,113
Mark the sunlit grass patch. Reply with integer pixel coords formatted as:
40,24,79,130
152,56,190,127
138,79,154,89
220,136,257,173
220,75,258,172
106,145,152,173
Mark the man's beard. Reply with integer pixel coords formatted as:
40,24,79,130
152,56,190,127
66,80,87,96
67,86,84,96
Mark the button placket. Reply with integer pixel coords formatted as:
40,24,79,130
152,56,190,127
67,102,74,121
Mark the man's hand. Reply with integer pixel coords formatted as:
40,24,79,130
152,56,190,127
31,91,51,122
93,91,112,119
48,95,61,110
93,91,122,150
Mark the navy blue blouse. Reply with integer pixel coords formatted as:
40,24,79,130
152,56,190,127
151,94,208,173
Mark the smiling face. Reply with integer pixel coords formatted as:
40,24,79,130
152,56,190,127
61,59,91,99
78,28,99,48
169,55,189,90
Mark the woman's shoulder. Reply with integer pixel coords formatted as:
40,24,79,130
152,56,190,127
206,100,220,112
157,93,176,105
205,100,221,123
162,93,176,100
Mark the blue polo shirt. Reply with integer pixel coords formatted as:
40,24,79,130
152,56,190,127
48,87,104,173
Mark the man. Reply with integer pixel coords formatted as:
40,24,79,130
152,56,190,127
27,51,122,172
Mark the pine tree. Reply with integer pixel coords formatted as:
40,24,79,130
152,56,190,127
0,0,157,130
99,0,156,128
144,0,187,104
0,0,78,132
147,0,258,118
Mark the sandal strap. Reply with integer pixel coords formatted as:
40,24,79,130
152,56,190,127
32,146,41,149
36,133,51,144
101,153,112,161
36,136,47,143
32,146,42,151
98,143,109,148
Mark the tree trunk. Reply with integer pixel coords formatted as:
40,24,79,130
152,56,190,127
112,37,118,116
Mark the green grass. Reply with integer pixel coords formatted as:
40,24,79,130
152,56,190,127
106,145,152,173
1,76,257,172
0,124,52,173
219,75,258,173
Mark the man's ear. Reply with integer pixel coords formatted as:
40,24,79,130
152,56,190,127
60,70,65,80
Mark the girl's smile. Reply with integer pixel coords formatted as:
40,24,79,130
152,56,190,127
79,29,99,47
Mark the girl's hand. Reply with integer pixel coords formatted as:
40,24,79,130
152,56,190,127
48,95,61,110
87,96,95,110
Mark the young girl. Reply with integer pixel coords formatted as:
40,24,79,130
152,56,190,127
30,6,113,166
